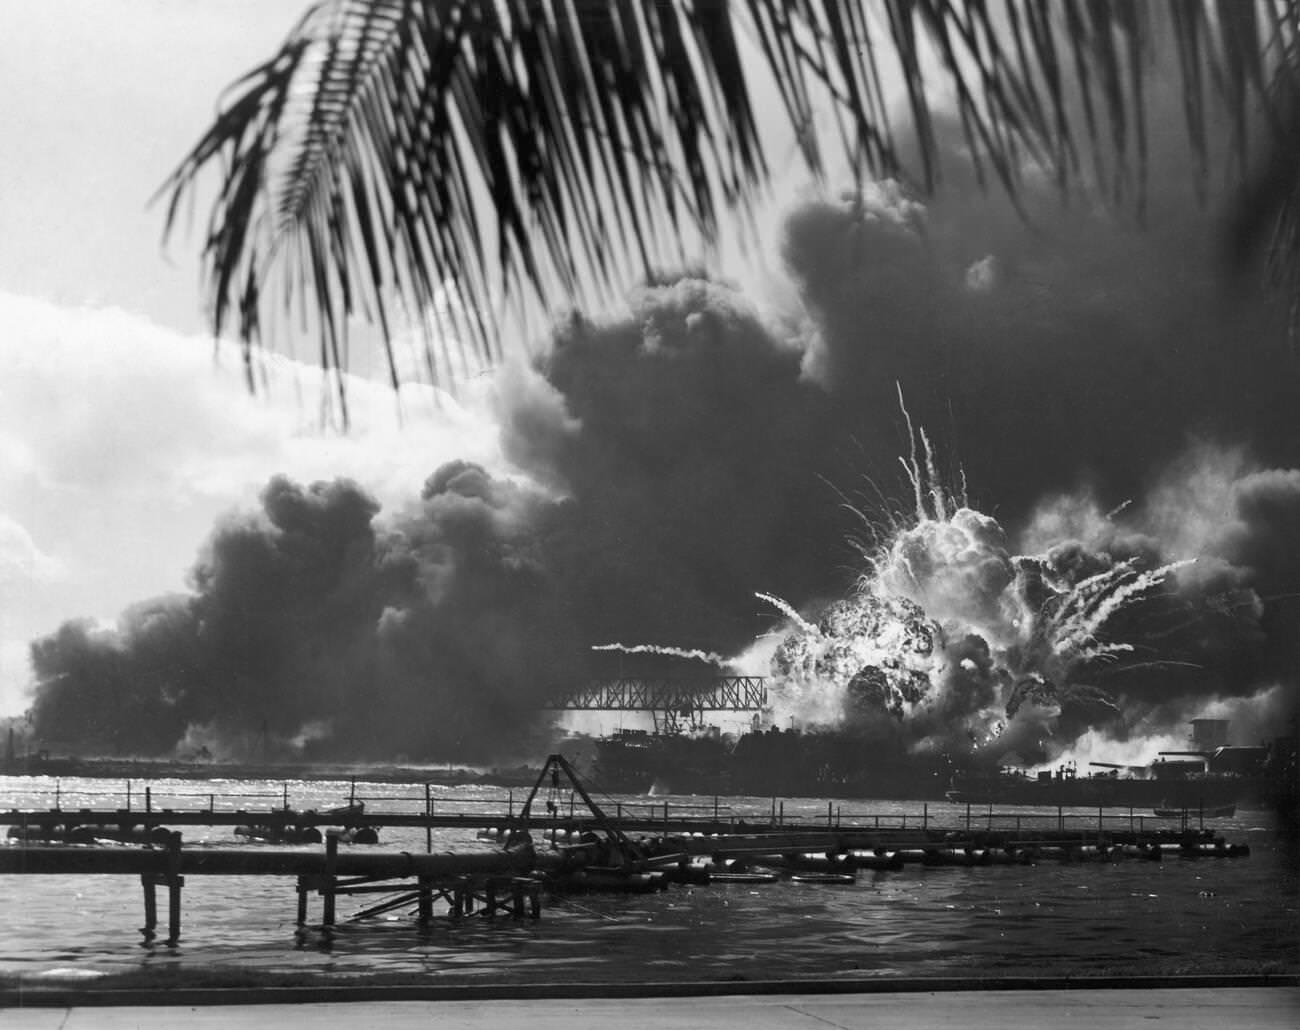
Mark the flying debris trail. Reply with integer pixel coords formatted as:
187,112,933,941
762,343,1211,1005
747,410,1251,767
756,593,821,636
592,643,730,666
1043,558,1197,666
896,383,965,523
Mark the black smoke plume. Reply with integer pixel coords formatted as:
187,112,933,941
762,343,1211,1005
27,118,1300,764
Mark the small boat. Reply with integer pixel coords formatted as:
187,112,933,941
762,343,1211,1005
233,825,323,844
550,867,667,893
788,872,856,885
1153,803,1236,818
319,801,365,821
849,851,905,871
708,871,780,884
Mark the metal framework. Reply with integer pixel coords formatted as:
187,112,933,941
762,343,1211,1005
544,677,768,732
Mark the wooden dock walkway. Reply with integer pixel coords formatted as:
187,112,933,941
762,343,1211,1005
0,832,548,944
0,758,1251,949
0,800,1226,841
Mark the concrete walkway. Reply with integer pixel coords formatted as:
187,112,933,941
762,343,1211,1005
4,987,1298,1029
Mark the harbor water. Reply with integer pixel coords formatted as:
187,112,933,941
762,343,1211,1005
1,775,1297,986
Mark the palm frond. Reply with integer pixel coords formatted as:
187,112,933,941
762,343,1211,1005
159,1,1298,405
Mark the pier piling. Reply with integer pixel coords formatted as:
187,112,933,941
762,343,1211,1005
322,831,339,926
417,875,434,924
140,872,156,938
165,832,183,944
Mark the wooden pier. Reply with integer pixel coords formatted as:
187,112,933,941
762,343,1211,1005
0,796,1232,839
0,830,544,944
0,756,1255,949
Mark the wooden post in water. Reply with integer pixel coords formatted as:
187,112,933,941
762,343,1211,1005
126,781,132,812
164,831,183,945
145,787,151,815
425,783,432,854
140,872,157,938
417,875,433,925
965,802,971,832
322,831,339,926
295,877,308,925
922,804,927,829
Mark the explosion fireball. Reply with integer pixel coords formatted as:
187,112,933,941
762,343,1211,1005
761,407,1203,766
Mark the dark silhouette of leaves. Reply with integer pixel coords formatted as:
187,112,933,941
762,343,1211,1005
159,1,1298,412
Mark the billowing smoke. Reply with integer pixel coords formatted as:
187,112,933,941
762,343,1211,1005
25,113,1300,764
31,468,585,761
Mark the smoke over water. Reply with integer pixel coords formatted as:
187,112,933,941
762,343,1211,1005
23,128,1300,764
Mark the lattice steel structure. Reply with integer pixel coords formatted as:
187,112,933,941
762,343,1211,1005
544,677,768,733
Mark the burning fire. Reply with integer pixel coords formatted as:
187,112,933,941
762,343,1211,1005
760,400,1200,763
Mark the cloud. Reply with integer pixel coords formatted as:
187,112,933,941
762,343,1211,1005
0,291,500,716
0,514,65,587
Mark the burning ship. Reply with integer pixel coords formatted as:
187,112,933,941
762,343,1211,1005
946,718,1295,811
550,674,956,799
589,715,1295,808
591,723,955,799
575,429,1298,809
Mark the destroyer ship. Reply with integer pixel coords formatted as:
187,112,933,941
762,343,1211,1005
591,724,956,800
589,714,1296,809
944,719,1294,811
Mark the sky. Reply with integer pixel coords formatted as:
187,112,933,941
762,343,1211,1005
2,5,1296,765
0,3,496,714
0,2,795,721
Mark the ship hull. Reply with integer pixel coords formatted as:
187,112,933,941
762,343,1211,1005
944,775,1241,809
592,729,953,800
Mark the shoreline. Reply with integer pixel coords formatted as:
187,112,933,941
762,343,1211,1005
7,972,1300,1009
1,760,543,789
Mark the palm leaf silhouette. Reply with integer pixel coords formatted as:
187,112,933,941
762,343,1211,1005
159,1,1297,410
